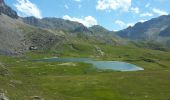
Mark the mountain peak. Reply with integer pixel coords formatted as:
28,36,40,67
117,15,170,40
0,0,4,4
0,0,18,19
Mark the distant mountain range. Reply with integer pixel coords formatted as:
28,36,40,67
117,15,170,40
0,0,170,55
22,10,170,44
22,16,92,34
22,16,117,37
0,0,119,55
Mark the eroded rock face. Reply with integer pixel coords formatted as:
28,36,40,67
0,0,18,19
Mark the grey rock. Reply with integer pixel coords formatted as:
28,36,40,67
32,96,44,100
0,14,64,55
0,93,9,100
0,0,18,19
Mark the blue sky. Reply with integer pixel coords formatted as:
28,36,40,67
5,0,170,31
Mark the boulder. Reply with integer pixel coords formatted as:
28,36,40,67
0,93,9,100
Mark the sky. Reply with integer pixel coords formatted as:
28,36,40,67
5,0,170,31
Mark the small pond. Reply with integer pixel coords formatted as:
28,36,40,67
36,58,144,71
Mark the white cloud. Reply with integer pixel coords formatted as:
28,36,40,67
64,4,69,9
115,19,147,29
152,8,168,16
127,20,147,27
115,20,134,28
74,0,81,2
63,15,98,27
14,0,42,18
139,20,147,23
131,7,139,14
140,12,153,17
115,20,135,28
115,20,126,28
127,23,135,27
96,0,131,12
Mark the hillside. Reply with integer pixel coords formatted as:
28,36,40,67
22,17,120,37
117,15,170,42
0,14,64,55
0,0,170,55
0,0,122,55
0,0,18,18
22,16,92,34
0,0,170,100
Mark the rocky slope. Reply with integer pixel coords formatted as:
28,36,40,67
0,0,18,18
0,0,169,55
22,17,119,37
0,14,24,55
22,16,91,34
0,0,122,55
0,14,63,55
0,0,66,55
117,15,170,41
22,16,124,46
89,25,113,35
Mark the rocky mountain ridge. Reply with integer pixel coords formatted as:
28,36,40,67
0,0,170,55
0,0,18,18
117,15,170,40
22,16,92,34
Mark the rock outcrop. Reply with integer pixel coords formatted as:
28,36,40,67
0,0,18,18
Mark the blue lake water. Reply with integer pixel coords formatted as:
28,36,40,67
36,58,144,71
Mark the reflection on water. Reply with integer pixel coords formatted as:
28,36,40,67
36,58,144,71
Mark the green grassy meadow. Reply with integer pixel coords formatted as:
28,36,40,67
0,43,170,100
